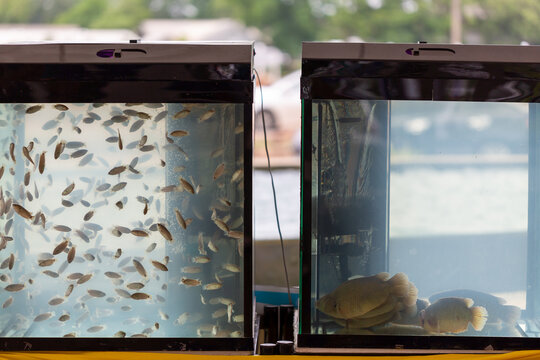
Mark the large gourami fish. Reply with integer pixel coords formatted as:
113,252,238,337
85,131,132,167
420,297,488,334
316,272,413,320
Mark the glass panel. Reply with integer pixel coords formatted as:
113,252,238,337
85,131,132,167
311,99,532,337
0,103,245,338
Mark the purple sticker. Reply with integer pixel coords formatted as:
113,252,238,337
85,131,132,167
96,49,115,58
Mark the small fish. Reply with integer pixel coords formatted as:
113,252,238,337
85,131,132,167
137,111,151,119
181,277,201,287
112,115,128,123
212,308,227,319
179,177,195,194
223,263,241,273
8,253,14,270
151,260,168,272
77,274,93,284
160,185,177,192
49,297,64,306
62,183,75,196
83,253,96,261
67,273,83,280
5,283,25,292
87,325,105,333
115,289,131,298
199,109,216,122
116,201,123,210
114,248,122,259
114,331,126,338
231,170,243,183
203,282,223,291
9,142,15,163
228,231,244,240
62,199,73,207
127,282,145,290
138,135,148,147
111,182,127,191
233,314,244,323
53,239,69,255
63,333,77,338
213,219,230,233
130,119,144,132
26,104,43,114
198,233,207,255
213,163,225,180
66,141,85,149
24,171,30,186
67,246,76,263
34,312,53,322
71,149,88,158
2,297,13,309
43,270,59,278
83,210,94,221
22,146,35,165
140,145,155,152
170,130,189,137
59,314,71,322
208,239,218,253
118,129,123,150
173,109,190,119
157,223,173,242
131,292,151,300
175,208,187,229
146,243,157,253
176,312,190,325
54,104,69,111
108,165,126,175
143,202,148,215
38,258,55,267
192,256,210,264
88,289,106,297
211,147,224,158
54,141,65,159
133,259,147,277
13,203,32,220
54,225,71,232
131,229,148,237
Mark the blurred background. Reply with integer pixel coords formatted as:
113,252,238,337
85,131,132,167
0,0,538,290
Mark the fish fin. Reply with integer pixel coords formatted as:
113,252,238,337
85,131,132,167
470,306,488,331
388,273,409,298
375,272,390,281
463,297,474,308
403,282,418,307
500,305,521,324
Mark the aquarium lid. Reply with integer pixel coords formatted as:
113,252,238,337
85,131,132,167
0,41,253,64
302,42,540,63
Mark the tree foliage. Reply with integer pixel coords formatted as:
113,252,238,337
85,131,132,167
1,0,540,57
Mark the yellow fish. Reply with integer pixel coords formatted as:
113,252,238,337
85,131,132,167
316,272,411,320
420,297,487,334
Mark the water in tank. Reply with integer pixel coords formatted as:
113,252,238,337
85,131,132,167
0,102,245,338
0,43,252,347
300,42,540,351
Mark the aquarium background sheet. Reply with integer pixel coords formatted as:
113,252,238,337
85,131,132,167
0,102,245,338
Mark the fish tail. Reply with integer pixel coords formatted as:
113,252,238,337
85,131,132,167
470,306,488,331
388,272,409,298
403,282,418,307
500,305,521,324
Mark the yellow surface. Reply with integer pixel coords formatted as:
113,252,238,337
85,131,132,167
1,351,540,360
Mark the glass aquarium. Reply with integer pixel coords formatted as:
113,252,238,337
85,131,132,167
0,43,253,351
299,42,540,352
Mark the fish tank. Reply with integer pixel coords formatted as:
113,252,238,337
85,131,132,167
299,42,540,353
0,42,253,352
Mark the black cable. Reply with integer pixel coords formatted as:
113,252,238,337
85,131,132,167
253,68,292,305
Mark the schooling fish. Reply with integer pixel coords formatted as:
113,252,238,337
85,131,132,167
54,140,65,159
199,109,215,122
26,105,42,114
213,163,225,180
62,183,75,196
157,223,173,242
421,297,488,334
12,204,33,220
22,146,34,165
170,130,189,137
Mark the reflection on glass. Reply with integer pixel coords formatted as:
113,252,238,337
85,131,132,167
311,100,530,337
0,103,244,338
